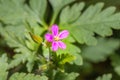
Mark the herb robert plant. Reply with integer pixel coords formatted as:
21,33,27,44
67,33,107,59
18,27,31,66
45,24,69,51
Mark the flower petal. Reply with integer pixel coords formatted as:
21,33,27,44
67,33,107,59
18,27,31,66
51,24,59,36
58,30,69,39
52,41,58,51
58,41,66,49
45,33,53,42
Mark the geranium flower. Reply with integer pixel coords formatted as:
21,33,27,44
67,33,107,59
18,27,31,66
45,24,69,51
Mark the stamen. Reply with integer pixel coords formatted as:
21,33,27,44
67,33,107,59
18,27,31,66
54,36,59,41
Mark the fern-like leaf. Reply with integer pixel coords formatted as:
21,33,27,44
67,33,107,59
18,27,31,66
96,74,112,80
60,2,120,45
0,54,8,80
9,72,48,80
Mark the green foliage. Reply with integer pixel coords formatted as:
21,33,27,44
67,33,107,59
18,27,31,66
57,36,83,65
0,26,36,72
52,53,76,71
96,74,112,80
8,53,27,69
49,0,75,25
82,38,120,63
58,43,82,65
110,54,120,76
49,0,75,13
54,53,76,65
9,73,48,80
0,0,25,24
54,72,79,80
0,25,41,72
0,0,120,80
0,54,8,80
60,2,120,45
0,25,25,48
29,0,47,21
60,2,85,25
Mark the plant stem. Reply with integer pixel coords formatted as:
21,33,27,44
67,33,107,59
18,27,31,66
50,12,58,26
48,48,51,61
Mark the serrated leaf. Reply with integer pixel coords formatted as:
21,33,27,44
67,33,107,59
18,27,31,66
0,26,38,72
0,26,29,70
0,0,26,24
0,54,8,80
9,72,48,80
69,27,97,45
82,38,120,63
29,0,47,20
8,46,37,72
26,53,37,72
58,54,76,65
0,25,25,50
96,74,112,80
60,2,120,45
49,0,75,13
57,43,81,55
49,0,75,25
57,43,82,65
52,53,76,71
54,72,79,80
0,0,47,26
60,2,85,25
8,53,27,69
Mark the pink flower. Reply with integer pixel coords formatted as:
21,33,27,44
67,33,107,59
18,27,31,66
45,24,69,51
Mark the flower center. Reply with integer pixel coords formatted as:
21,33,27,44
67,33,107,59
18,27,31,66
54,36,59,41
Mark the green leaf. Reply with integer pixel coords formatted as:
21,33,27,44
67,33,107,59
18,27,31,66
52,53,76,71
26,54,37,72
49,0,75,25
8,53,27,69
60,2,120,45
0,26,38,72
58,54,76,65
96,74,112,80
54,72,79,80
58,43,80,54
8,50,36,72
9,72,48,80
29,0,47,20
110,54,120,76
0,25,25,48
0,0,25,24
57,43,82,65
60,2,85,25
57,35,82,65
70,27,97,45
73,53,83,66
49,0,75,13
9,46,37,72
82,38,120,63
0,0,47,26
0,54,8,80
52,51,81,72
0,26,27,68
